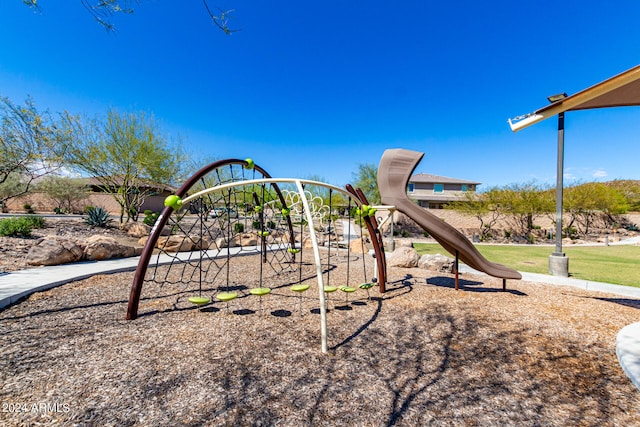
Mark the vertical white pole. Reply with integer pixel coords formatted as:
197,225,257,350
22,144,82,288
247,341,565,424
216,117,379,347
295,180,328,353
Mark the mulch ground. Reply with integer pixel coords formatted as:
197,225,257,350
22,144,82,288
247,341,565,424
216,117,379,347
1,253,639,426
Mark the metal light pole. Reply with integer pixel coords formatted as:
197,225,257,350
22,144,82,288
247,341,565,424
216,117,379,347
548,107,569,277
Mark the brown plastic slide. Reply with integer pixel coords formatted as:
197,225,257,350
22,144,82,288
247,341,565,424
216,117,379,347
377,148,522,280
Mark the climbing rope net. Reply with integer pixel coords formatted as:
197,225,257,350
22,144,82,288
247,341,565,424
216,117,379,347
126,159,384,353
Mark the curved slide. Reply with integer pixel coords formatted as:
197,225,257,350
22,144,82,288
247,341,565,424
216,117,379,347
378,148,522,281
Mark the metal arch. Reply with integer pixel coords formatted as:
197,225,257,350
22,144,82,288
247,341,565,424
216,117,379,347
126,159,295,320
181,177,363,205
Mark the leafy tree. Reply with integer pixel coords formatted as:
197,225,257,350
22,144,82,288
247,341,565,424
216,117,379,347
449,188,504,241
351,163,380,205
0,95,77,207
496,182,554,239
23,0,239,34
37,176,90,213
0,174,25,212
607,180,640,212
65,110,186,223
564,182,628,235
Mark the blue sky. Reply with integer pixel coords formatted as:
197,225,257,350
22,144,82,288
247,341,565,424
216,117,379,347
1,1,639,190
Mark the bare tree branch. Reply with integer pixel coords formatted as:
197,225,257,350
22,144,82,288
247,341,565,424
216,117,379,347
202,0,240,35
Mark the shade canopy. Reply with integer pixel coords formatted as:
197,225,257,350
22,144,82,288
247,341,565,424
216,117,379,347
509,64,640,131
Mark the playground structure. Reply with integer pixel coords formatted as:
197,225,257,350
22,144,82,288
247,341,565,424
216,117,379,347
126,158,385,353
126,150,520,352
377,148,522,288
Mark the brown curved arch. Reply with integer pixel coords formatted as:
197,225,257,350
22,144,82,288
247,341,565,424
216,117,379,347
345,184,387,292
126,159,295,320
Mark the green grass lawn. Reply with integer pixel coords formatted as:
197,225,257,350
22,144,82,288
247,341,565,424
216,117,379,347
413,243,640,288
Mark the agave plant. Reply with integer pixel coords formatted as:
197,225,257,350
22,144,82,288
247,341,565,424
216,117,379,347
84,206,112,228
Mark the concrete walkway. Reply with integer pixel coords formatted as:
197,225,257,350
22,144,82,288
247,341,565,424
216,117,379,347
1,256,639,391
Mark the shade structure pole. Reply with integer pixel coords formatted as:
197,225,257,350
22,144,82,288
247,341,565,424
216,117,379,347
554,112,565,255
549,112,569,277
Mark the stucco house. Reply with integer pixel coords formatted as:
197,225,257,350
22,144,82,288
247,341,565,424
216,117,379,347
5,176,175,215
407,173,480,209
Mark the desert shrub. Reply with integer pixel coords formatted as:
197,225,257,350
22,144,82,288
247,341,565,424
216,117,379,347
24,215,45,229
234,222,245,233
23,203,35,214
564,226,578,240
84,206,111,228
0,216,44,237
625,222,639,232
143,210,160,227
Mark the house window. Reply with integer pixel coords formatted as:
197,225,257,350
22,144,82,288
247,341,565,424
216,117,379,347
434,184,443,193
408,183,414,192
461,185,468,192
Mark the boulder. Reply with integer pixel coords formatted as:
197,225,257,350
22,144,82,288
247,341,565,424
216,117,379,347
83,235,138,261
349,237,370,254
26,236,84,266
387,246,419,268
157,235,194,252
229,233,258,248
120,222,151,238
397,239,414,248
303,236,315,248
418,253,454,273
212,234,259,249
191,236,211,251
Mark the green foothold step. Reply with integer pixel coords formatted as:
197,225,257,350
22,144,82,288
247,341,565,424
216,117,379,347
340,286,356,293
216,292,238,302
359,283,374,290
291,284,310,292
188,296,211,305
287,248,300,254
250,287,271,296
324,286,338,293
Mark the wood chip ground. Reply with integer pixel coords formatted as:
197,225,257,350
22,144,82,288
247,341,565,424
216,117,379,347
1,252,639,426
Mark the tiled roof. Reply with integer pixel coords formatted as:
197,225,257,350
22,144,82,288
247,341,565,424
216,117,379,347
409,173,481,185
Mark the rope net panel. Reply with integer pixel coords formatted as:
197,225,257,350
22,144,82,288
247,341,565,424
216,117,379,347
127,160,377,322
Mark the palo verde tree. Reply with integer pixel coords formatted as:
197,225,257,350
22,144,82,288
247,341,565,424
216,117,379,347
494,182,555,240
449,187,505,241
607,180,640,212
66,110,186,223
564,182,629,236
37,176,90,214
0,95,77,209
352,163,380,205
